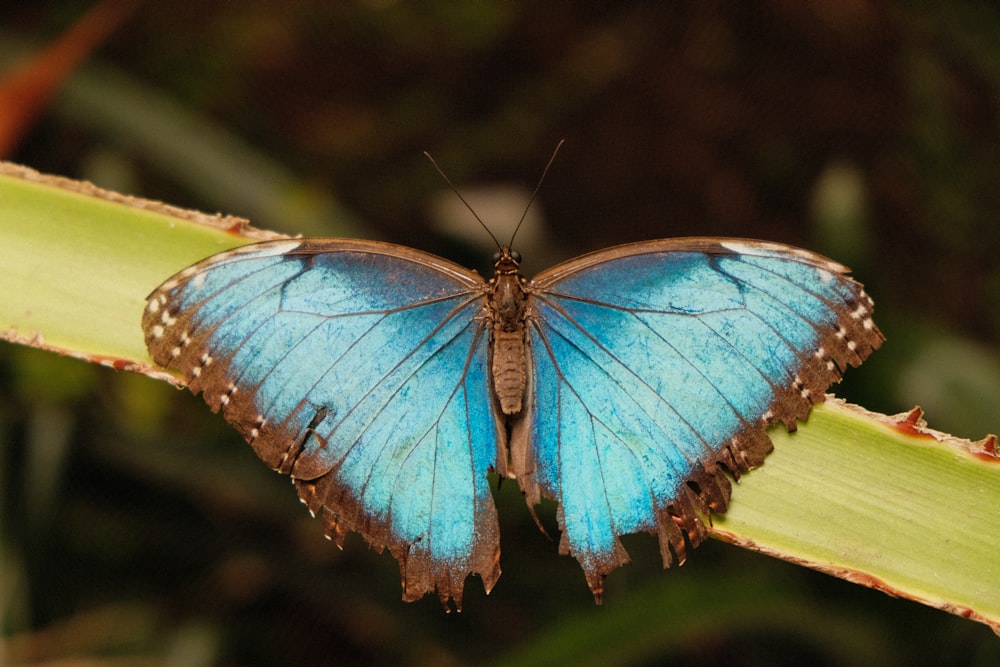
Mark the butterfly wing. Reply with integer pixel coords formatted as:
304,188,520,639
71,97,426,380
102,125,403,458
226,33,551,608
513,238,883,599
143,239,502,609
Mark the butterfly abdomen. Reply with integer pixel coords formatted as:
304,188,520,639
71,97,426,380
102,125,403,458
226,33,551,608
492,328,527,414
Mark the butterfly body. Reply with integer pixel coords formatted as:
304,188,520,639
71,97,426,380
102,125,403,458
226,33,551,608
144,236,883,609
487,248,529,416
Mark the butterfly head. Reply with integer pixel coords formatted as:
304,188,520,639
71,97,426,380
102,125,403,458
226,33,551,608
492,246,522,276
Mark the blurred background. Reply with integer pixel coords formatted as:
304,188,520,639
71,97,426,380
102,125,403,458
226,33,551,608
2,2,999,665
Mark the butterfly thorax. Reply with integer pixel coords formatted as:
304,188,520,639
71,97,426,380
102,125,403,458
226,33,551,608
489,247,529,415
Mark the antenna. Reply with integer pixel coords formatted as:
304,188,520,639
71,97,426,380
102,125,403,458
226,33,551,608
423,151,502,249
509,139,564,247
424,140,565,249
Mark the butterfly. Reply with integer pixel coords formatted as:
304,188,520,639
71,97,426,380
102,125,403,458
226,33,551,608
143,233,882,609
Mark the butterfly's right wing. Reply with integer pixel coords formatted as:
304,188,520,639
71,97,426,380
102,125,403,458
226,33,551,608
513,238,882,600
143,239,502,609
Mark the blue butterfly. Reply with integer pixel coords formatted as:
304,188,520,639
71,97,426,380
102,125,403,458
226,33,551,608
143,235,882,609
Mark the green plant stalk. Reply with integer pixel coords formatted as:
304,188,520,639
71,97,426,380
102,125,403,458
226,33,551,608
1,163,997,633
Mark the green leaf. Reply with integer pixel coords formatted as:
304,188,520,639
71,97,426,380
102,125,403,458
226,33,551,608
2,162,998,634
0,162,278,379
716,400,1000,631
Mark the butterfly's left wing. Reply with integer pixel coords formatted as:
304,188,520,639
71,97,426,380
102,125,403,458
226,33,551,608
143,239,502,609
512,238,883,600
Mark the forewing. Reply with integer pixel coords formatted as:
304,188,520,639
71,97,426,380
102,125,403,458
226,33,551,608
516,238,883,599
143,239,502,608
